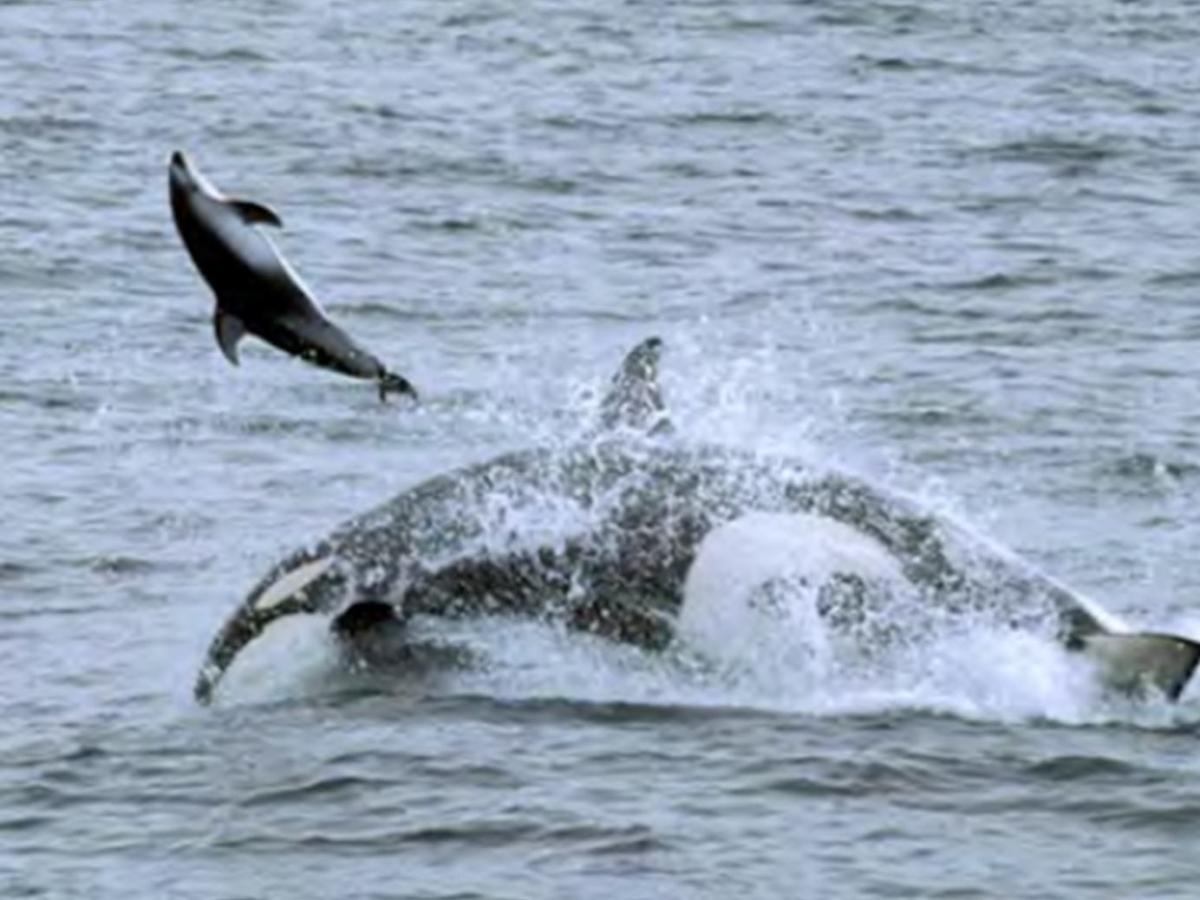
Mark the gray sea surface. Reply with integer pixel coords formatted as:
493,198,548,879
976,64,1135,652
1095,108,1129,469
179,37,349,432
5,1,1200,897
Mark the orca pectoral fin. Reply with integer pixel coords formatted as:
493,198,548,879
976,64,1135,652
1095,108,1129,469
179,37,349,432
1079,631,1200,702
214,310,247,366
331,600,410,668
331,600,403,639
229,199,283,228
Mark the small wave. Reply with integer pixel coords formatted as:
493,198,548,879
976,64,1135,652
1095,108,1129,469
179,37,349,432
0,561,35,582
943,273,1053,292
581,831,672,857
328,157,427,181
240,774,399,808
712,15,785,33
1013,305,1105,324
0,815,54,832
862,55,917,71
654,160,716,179
539,113,625,134
0,115,98,143
26,743,107,766
166,46,271,64
211,816,672,858
1104,452,1198,484
1093,803,1200,835
83,555,160,577
211,820,544,852
330,154,591,196
1024,755,1143,782
0,386,96,413
851,54,1010,77
873,403,993,427
972,137,1119,169
668,110,788,128
517,174,581,194
734,755,944,799
813,4,942,31
221,415,316,438
413,216,483,233
348,820,542,848
2,783,81,811
858,296,949,318
0,603,113,621
1135,101,1174,117
334,301,430,320
463,694,770,727
440,9,503,28
1150,269,1200,286
847,205,926,223
346,102,410,122
739,774,859,797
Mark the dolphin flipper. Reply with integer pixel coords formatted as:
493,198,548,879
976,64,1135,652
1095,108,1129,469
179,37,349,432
599,336,672,434
214,310,247,366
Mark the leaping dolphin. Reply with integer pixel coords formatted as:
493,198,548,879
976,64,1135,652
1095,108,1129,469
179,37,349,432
168,151,416,401
193,339,1200,705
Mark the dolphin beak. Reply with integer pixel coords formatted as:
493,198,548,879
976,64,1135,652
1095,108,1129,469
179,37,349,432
168,150,215,199
169,150,191,177
168,150,194,194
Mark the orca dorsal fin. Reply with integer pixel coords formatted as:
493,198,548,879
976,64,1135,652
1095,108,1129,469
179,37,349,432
598,336,672,434
214,309,247,366
229,198,283,228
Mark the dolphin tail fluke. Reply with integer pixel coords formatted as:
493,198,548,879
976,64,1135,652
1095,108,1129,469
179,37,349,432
214,310,246,366
1079,631,1200,701
599,336,672,434
378,370,418,403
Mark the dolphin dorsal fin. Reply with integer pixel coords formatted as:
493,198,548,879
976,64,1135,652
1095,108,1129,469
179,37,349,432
214,310,247,366
598,336,672,434
229,199,283,228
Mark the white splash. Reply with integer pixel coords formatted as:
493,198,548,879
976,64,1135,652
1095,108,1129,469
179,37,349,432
209,339,1200,728
218,613,341,706
678,511,904,669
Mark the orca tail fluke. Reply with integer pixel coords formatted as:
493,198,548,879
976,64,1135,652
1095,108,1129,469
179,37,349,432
1079,631,1200,701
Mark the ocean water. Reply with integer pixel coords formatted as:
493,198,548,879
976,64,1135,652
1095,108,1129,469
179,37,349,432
5,1,1200,896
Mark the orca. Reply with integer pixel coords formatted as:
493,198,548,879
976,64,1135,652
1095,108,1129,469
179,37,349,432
168,151,415,400
193,339,1200,704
